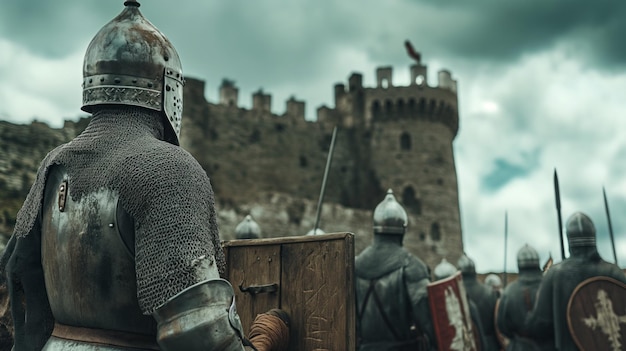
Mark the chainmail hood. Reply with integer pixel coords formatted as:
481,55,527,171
11,107,225,314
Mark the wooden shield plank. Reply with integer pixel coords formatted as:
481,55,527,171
224,244,281,332
223,232,355,351
567,276,626,351
427,272,478,351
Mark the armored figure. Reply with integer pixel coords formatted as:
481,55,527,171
484,274,503,298
496,245,546,351
0,1,250,350
235,215,262,239
433,258,487,350
525,212,626,350
355,189,436,351
458,254,500,351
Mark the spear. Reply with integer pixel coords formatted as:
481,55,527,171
503,210,508,288
553,169,565,260
602,186,618,265
312,126,338,234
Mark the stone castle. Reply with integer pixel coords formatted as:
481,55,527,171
180,54,463,267
0,55,464,269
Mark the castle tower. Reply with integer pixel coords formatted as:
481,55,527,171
219,79,239,107
328,57,462,268
285,96,305,119
252,88,272,113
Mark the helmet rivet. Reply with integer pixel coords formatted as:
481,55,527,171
164,56,169,62
114,78,121,84
147,82,153,88
100,77,105,82
132,79,137,83
89,78,93,84
166,85,171,91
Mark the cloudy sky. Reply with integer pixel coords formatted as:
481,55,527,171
1,0,625,273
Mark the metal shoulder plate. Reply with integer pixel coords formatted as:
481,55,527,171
152,279,246,351
567,276,626,351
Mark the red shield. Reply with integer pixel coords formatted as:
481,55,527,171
567,276,626,351
427,272,479,351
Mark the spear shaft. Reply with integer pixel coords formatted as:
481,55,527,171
313,126,338,233
602,187,618,265
554,169,565,260
503,210,508,288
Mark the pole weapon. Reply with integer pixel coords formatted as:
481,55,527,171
503,210,508,288
312,126,338,234
602,186,618,265
553,169,565,261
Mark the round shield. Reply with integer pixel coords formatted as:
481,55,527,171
567,276,626,351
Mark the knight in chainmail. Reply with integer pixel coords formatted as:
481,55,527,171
524,212,626,350
0,1,249,350
355,189,436,351
458,254,500,351
496,245,547,351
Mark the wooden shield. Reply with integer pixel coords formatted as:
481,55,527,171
428,272,478,351
567,276,626,351
222,232,355,351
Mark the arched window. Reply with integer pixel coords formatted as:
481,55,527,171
402,186,421,214
400,132,411,151
431,222,441,241
397,99,405,115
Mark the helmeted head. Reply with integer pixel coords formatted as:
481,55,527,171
373,189,408,235
517,244,540,270
306,228,325,236
485,274,502,291
457,254,476,276
433,258,457,281
82,0,184,145
235,215,261,239
565,212,596,249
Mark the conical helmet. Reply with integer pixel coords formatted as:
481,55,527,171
517,244,540,270
235,215,262,239
484,274,502,290
81,0,184,145
457,254,476,275
306,228,325,236
433,258,457,280
565,212,596,248
373,189,408,235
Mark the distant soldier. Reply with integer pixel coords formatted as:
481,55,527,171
525,212,626,350
235,214,262,239
484,274,503,298
433,258,486,350
355,189,436,351
458,254,500,351
496,244,546,351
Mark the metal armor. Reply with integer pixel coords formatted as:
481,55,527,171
355,189,435,351
153,279,245,351
235,215,261,239
41,165,157,350
496,244,544,351
82,0,184,145
433,258,457,281
373,189,408,235
458,255,500,351
525,212,626,350
517,244,540,270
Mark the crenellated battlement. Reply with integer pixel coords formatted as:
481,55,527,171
326,62,459,136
